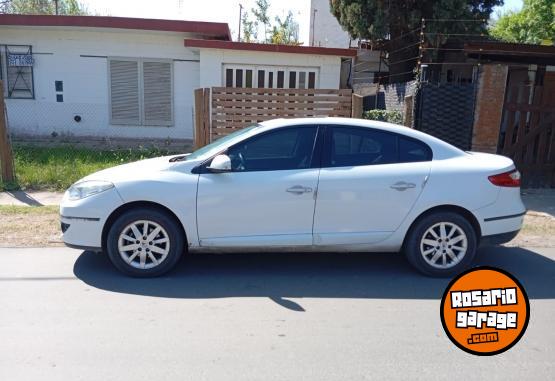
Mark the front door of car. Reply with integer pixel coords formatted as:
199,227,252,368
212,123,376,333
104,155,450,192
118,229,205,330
196,126,321,248
313,126,432,246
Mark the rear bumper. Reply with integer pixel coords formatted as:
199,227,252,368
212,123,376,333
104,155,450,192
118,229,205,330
480,229,520,247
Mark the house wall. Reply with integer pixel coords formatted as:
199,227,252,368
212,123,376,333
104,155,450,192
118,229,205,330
198,48,342,89
0,26,200,140
472,65,508,153
309,0,354,48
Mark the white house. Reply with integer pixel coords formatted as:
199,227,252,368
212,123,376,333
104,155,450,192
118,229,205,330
308,0,384,86
0,14,355,144
309,0,353,49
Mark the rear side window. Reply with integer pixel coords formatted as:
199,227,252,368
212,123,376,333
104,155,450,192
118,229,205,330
329,127,397,167
399,137,432,163
324,126,432,167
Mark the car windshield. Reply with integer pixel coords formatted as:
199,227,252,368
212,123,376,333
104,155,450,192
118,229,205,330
183,124,261,161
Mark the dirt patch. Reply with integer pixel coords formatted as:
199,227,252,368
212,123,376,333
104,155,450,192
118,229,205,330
505,212,555,248
0,206,63,247
0,206,554,248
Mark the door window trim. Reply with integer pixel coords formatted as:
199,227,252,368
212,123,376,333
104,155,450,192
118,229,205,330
194,125,323,174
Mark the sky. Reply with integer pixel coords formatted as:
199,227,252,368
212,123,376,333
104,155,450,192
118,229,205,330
80,0,523,44
81,0,312,43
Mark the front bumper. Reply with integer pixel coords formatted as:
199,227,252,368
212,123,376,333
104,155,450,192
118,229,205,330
60,187,124,250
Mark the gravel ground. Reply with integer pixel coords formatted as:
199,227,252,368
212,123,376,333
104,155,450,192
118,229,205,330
0,205,553,248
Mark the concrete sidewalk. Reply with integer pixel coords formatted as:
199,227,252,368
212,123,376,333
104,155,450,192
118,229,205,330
0,190,63,206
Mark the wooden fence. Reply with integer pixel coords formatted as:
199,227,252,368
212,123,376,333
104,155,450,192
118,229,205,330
194,87,362,148
499,79,555,187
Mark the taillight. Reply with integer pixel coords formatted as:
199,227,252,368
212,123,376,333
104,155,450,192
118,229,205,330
488,170,521,187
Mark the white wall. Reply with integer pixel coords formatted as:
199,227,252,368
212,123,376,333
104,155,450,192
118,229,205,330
1,26,200,140
309,0,355,49
198,48,342,89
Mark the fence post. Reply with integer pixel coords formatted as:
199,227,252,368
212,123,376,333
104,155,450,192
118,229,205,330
194,88,204,149
403,95,414,127
0,80,15,183
203,87,211,145
351,93,363,119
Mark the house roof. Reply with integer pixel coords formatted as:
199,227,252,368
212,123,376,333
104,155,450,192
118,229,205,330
184,39,357,57
464,41,555,65
0,14,232,40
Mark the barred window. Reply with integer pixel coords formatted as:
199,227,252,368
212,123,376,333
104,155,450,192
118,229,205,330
0,45,35,99
108,57,173,126
223,65,319,89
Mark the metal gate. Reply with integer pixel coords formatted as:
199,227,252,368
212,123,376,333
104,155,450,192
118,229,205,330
415,83,477,150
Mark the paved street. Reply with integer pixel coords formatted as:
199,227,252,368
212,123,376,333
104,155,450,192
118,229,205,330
1,246,554,380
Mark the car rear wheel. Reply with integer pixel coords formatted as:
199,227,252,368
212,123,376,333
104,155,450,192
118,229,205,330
404,211,477,277
106,208,185,277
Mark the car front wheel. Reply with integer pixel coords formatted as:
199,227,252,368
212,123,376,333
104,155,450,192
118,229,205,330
404,211,477,277
106,208,185,277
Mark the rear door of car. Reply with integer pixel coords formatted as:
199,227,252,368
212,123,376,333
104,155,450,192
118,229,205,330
313,125,432,246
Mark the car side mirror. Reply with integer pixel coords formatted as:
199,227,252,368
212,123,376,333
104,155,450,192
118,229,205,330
206,154,232,173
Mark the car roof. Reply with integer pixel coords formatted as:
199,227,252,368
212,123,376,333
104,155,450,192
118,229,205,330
258,117,464,160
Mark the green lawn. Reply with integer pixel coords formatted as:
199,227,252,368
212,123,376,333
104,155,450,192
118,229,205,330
1,145,179,191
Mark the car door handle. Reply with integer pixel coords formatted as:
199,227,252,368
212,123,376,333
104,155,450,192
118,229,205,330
286,185,313,195
390,181,416,191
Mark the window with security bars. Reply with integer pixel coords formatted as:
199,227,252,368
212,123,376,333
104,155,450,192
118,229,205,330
108,58,173,126
0,45,35,99
223,65,318,89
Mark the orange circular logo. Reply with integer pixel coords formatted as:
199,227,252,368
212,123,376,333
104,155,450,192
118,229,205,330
440,267,530,356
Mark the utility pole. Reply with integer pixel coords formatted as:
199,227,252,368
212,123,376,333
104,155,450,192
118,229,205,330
54,0,59,15
311,9,317,46
0,80,15,184
237,4,243,42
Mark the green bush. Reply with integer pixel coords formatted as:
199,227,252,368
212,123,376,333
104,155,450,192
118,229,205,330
363,109,403,125
1,145,178,191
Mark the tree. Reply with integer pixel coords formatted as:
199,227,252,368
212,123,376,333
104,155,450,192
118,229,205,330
490,0,555,44
240,2,301,45
270,11,300,45
252,0,271,42
241,11,258,43
330,0,503,81
2,0,88,15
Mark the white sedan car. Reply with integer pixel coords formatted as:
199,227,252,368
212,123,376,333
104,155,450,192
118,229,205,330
60,118,525,277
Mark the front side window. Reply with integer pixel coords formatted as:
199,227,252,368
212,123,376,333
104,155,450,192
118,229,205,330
108,58,173,126
226,126,318,172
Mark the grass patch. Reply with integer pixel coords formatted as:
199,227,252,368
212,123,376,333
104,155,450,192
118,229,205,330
0,205,59,215
1,145,178,191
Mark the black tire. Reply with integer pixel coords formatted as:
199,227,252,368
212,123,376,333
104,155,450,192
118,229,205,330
106,207,185,277
404,211,477,277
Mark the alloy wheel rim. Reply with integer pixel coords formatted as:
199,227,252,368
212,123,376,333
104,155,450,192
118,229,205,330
118,220,170,270
420,222,468,269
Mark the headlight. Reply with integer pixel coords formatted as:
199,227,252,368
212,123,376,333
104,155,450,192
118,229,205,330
68,180,114,201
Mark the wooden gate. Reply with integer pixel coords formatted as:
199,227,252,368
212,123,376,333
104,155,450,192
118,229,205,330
499,75,555,187
194,87,361,148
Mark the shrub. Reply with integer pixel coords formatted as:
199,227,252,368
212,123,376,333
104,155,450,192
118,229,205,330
363,109,403,125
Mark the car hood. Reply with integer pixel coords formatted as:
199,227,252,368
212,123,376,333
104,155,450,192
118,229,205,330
79,155,200,184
